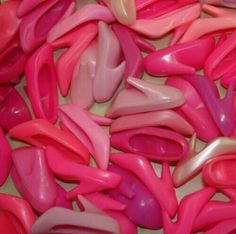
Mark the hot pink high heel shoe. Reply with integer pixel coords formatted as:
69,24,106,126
47,4,115,43
144,38,215,76
93,22,125,102
9,119,90,165
99,0,136,25
0,193,36,234
0,86,31,132
106,77,185,118
19,0,75,53
110,110,194,136
52,23,98,96
108,164,163,229
0,37,29,84
163,187,215,234
111,127,189,162
0,0,21,54
203,155,236,188
58,104,110,170
173,137,236,187
130,3,200,38
46,146,121,199
11,147,58,213
110,153,178,217
25,44,58,123
31,196,120,234
0,128,12,186
112,23,143,87
166,77,220,142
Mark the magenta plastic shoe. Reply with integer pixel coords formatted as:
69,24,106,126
70,41,97,109
130,3,200,38
0,37,29,84
111,127,189,162
0,86,31,132
0,128,12,186
205,30,236,80
99,0,136,25
183,74,235,136
9,119,90,165
163,187,215,234
205,218,236,234
193,188,236,232
203,155,236,188
204,0,236,8
19,0,75,53
106,77,185,118
0,0,20,54
221,66,236,89
110,153,178,217
112,23,143,87
47,4,115,43
136,0,197,19
25,44,58,123
93,22,125,102
0,194,36,234
17,0,46,17
52,23,98,96
166,77,220,142
46,146,120,199
144,38,215,76
107,211,138,234
173,137,236,187
110,110,194,136
11,147,58,213
108,164,163,229
58,104,110,170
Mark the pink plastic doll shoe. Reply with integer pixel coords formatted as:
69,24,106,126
111,127,189,162
0,193,36,234
203,155,236,188
107,211,138,234
52,23,98,96
204,0,236,8
25,44,58,123
110,110,194,136
99,0,136,25
112,23,143,87
193,188,236,232
17,0,47,17
136,0,198,19
46,146,120,199
173,137,236,187
110,153,178,217
11,147,58,213
183,75,235,136
0,86,31,132
108,164,163,229
70,41,97,109
144,37,215,76
221,66,236,89
163,187,215,234
106,77,185,118
0,0,21,54
0,37,29,84
130,3,201,38
84,192,126,212
47,4,115,43
166,77,220,142
31,197,120,234
0,128,12,186
58,104,110,170
93,22,125,102
205,30,236,80
9,119,90,165
205,218,236,234
19,0,75,53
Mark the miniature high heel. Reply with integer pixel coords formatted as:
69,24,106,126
106,77,185,118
